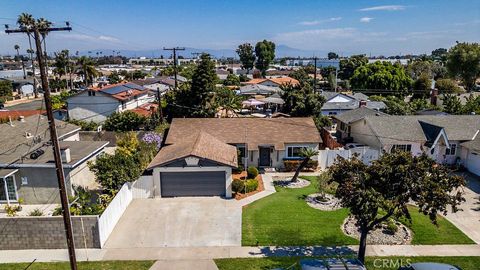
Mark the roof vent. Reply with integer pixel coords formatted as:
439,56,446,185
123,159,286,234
60,146,71,163
19,115,25,122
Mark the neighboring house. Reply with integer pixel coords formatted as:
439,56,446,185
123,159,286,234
0,116,108,204
319,91,386,115
147,117,322,198
216,69,230,80
332,107,388,143
460,137,480,176
244,76,300,87
348,115,480,171
67,82,154,123
132,77,176,93
129,102,159,117
238,84,283,96
415,109,449,116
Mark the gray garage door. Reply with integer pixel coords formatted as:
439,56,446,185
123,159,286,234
160,171,226,197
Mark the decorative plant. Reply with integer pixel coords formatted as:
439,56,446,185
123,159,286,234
4,204,21,217
29,208,44,216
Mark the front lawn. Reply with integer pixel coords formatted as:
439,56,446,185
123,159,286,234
0,261,155,270
242,175,473,246
215,257,480,270
242,176,357,246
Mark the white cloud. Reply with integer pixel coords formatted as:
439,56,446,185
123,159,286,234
359,5,406,11
360,17,374,23
298,17,342,26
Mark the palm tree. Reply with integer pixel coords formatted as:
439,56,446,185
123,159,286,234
14,45,27,79
291,148,319,182
17,13,37,97
76,56,98,86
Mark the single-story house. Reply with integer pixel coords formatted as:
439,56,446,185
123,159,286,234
131,77,176,93
238,84,283,96
67,82,155,123
147,117,322,198
320,91,386,116
348,115,480,173
0,116,108,204
332,107,388,143
244,76,300,87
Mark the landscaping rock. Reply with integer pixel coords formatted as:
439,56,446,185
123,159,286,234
305,193,342,211
273,177,311,188
342,216,412,245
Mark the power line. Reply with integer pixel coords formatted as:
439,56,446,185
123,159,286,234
163,47,185,90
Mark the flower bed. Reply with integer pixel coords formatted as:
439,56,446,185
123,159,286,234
232,171,264,200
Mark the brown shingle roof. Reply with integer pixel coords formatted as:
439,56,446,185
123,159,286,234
148,131,238,168
165,117,322,151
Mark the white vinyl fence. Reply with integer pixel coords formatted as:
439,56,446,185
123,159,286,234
132,175,155,199
96,176,155,247
97,183,133,247
319,147,380,169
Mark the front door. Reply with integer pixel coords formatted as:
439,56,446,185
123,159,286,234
259,147,271,167
0,176,18,203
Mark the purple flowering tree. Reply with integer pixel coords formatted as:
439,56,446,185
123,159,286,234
142,132,162,150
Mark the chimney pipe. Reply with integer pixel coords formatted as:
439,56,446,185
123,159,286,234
359,100,367,108
60,146,71,163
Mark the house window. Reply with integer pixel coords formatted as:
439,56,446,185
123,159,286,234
391,144,412,153
0,176,18,202
87,90,96,96
445,144,457,155
287,146,306,158
121,101,126,110
339,122,346,131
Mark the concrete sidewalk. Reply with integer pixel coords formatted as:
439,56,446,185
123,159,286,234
2,245,480,263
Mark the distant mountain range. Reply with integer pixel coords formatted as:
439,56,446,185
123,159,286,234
80,45,328,59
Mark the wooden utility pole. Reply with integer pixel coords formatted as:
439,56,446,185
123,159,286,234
313,56,317,91
6,21,77,270
163,47,185,90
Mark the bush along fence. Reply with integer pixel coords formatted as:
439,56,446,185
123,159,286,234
0,176,154,250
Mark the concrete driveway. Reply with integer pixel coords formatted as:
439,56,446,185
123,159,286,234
104,197,241,248
443,172,480,244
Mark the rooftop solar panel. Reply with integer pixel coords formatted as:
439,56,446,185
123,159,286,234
101,85,129,95
124,82,147,91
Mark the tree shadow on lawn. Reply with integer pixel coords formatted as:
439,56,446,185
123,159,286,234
248,245,357,258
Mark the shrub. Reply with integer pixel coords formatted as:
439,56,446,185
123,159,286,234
232,166,243,174
385,219,399,234
104,111,146,131
283,160,319,172
245,179,259,193
29,208,44,216
247,166,259,179
4,204,20,217
232,179,245,193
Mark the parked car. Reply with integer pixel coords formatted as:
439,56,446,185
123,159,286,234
345,143,367,149
400,262,462,270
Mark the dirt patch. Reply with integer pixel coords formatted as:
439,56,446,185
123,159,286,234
272,177,311,188
234,175,264,200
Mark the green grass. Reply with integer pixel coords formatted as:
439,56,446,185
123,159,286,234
242,176,357,246
215,257,480,270
0,261,155,270
242,175,473,246
402,206,474,244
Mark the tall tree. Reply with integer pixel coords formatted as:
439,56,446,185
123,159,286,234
350,61,412,96
327,52,339,60
338,54,368,81
447,42,480,91
431,48,448,62
254,40,275,78
281,83,325,117
76,56,98,86
441,94,463,114
14,44,27,79
53,50,69,80
17,13,38,97
236,43,256,74
329,151,465,263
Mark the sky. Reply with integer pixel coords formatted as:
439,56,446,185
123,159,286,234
0,0,479,57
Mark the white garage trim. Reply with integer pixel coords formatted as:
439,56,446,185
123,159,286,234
152,166,233,198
